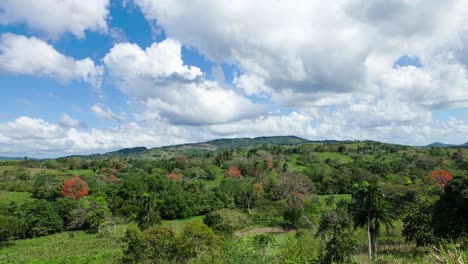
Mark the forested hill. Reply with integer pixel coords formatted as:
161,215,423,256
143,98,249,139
422,141,468,148
65,136,311,159
164,136,310,150
1,134,467,263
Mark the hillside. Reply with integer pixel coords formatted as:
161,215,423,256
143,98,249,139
0,136,466,263
65,136,310,160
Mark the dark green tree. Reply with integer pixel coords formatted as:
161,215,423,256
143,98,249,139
22,200,63,237
403,198,437,246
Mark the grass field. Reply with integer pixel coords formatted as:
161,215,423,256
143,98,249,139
161,215,204,232
66,169,98,177
289,154,307,170
0,166,60,176
314,152,354,163
0,226,127,264
0,191,34,205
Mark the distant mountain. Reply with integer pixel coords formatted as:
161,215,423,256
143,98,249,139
423,142,454,148
422,141,468,148
201,136,309,149
103,147,148,157
65,136,311,159
65,147,148,159
159,136,310,152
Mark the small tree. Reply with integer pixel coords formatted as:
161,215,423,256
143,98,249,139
317,205,356,263
62,175,89,199
351,181,395,260
225,166,242,178
403,198,437,246
167,173,181,181
427,169,453,190
178,222,224,261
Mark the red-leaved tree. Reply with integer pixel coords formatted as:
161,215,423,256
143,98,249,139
62,175,89,199
168,173,181,181
225,166,242,178
427,169,453,189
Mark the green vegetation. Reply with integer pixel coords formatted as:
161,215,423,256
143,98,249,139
0,137,466,263
0,191,34,205
0,227,125,263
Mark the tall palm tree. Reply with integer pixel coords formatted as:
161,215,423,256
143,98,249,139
351,181,395,260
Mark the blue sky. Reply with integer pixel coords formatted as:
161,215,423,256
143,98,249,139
1,0,468,157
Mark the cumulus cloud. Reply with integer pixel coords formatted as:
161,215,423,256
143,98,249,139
2,113,467,158
103,39,265,125
0,0,109,39
58,114,87,128
134,0,468,109
0,33,103,88
91,104,126,122
0,116,204,157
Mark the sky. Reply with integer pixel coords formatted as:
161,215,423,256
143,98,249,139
1,0,468,158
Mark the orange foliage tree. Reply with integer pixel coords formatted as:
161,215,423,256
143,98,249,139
62,175,89,199
168,173,181,181
225,166,242,178
427,169,453,189
107,174,121,183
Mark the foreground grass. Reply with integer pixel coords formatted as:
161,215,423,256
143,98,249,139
0,226,127,264
0,191,34,205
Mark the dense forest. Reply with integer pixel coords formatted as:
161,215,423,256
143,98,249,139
0,136,466,263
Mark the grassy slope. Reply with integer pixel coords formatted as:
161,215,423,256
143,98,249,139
0,191,34,205
161,215,204,233
314,152,354,163
0,227,126,264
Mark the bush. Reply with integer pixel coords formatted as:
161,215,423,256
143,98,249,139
22,199,63,238
203,209,251,235
403,198,437,246
0,215,23,242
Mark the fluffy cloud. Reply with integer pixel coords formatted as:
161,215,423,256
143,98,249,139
91,104,126,122
1,112,467,158
135,0,468,109
0,0,109,38
58,114,87,128
0,33,102,88
0,117,185,157
103,39,265,125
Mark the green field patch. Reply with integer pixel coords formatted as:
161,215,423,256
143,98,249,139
66,169,97,177
314,152,354,163
0,166,61,176
0,226,127,264
205,165,225,188
0,191,34,205
288,154,307,170
161,215,204,233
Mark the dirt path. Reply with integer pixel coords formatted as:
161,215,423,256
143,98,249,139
234,226,296,236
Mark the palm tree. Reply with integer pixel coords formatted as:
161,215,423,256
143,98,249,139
351,181,395,260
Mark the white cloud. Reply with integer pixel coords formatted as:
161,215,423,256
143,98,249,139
128,0,468,147
206,112,315,138
0,116,202,157
58,114,87,128
0,0,109,39
134,0,468,110
91,104,126,122
1,112,467,158
0,117,65,140
0,33,102,88
103,39,265,125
